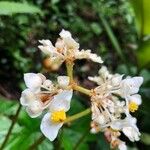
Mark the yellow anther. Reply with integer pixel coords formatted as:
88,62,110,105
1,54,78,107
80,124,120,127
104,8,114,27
51,110,66,123
129,102,138,112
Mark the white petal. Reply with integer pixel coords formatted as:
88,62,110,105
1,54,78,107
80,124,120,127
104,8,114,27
26,101,43,118
110,120,123,130
20,89,36,106
38,40,58,56
98,66,111,79
122,127,140,142
24,73,42,92
128,94,142,105
37,73,46,82
39,40,52,46
90,128,97,134
43,80,53,88
57,76,70,88
96,114,106,125
118,142,127,150
59,29,72,38
49,90,73,112
111,74,123,86
75,49,103,63
40,113,63,141
121,76,143,96
75,50,91,59
89,53,103,63
88,76,102,85
64,38,79,51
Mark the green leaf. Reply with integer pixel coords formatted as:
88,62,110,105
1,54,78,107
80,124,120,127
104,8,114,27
137,40,150,68
0,1,42,15
131,0,150,36
62,128,82,150
0,97,18,116
0,115,22,146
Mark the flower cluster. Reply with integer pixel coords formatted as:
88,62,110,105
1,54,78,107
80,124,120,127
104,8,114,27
20,30,143,149
38,29,103,70
89,66,143,149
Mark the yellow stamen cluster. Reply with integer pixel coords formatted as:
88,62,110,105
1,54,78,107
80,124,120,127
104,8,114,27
51,110,66,123
129,102,138,112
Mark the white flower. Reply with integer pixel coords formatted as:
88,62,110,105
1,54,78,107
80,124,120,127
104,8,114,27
20,73,57,118
57,76,70,89
40,90,73,141
111,115,141,142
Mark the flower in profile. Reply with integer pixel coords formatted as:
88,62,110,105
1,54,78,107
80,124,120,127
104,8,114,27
38,29,103,70
40,90,73,141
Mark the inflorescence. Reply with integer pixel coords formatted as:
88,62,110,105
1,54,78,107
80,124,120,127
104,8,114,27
20,29,143,150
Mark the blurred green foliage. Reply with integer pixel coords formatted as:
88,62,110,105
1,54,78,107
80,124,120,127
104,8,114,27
0,0,150,149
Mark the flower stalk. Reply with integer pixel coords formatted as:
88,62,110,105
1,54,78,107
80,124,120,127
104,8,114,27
73,85,91,96
64,108,91,123
66,61,74,82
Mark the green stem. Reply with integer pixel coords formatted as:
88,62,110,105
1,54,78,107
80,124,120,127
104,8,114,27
73,85,91,96
64,108,91,123
0,104,22,150
66,62,74,81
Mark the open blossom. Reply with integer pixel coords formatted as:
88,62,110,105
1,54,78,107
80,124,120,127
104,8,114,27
115,76,143,112
38,29,103,70
111,114,141,142
40,90,73,141
20,73,71,118
89,66,143,149
20,73,73,141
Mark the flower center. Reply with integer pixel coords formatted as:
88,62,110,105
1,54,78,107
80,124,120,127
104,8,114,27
128,102,138,112
51,110,66,123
